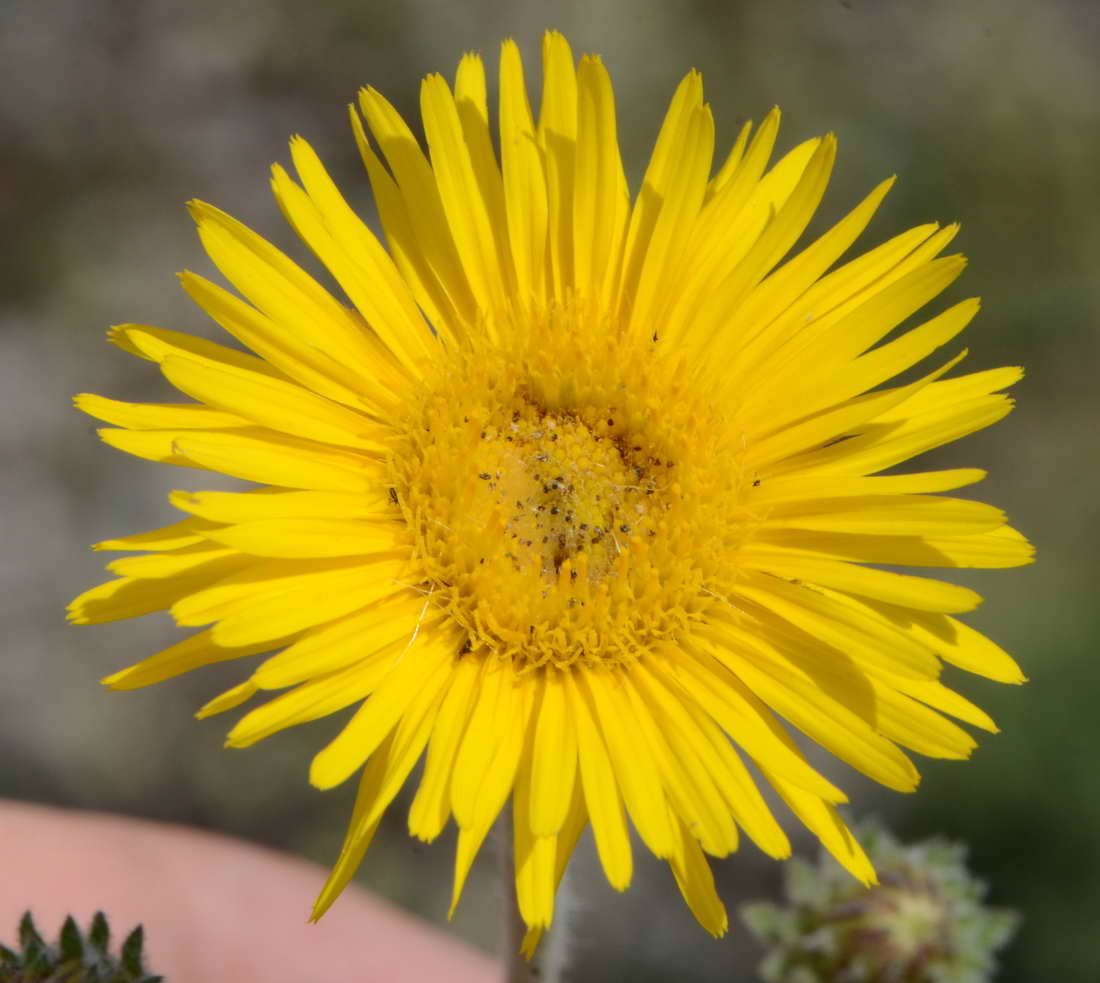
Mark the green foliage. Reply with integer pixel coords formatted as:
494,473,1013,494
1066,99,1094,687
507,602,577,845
0,912,162,983
742,821,1019,983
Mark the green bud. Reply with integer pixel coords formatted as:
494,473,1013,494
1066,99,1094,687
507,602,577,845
742,820,1019,982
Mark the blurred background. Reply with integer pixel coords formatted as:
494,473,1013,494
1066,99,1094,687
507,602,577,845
1,0,1096,979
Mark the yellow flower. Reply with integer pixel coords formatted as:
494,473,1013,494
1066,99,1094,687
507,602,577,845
70,32,1032,950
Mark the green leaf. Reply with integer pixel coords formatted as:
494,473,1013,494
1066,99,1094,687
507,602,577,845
119,925,146,974
59,915,84,963
19,911,47,953
1,910,162,982
88,912,109,955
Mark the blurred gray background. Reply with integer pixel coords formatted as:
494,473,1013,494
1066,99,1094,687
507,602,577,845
2,0,1096,979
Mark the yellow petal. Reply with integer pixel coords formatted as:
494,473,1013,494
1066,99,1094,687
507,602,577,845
630,97,714,339
356,87,476,331
766,772,876,886
251,594,427,690
178,271,381,413
408,654,483,841
102,628,290,690
720,221,944,388
170,430,378,493
617,70,703,322
573,55,628,307
111,321,284,377
74,394,245,430
97,428,205,469
741,545,981,612
453,53,516,302
159,354,384,452
706,117,753,200
311,733,393,920
787,368,1020,477
668,642,847,803
700,626,920,793
537,30,578,297
188,199,388,376
867,606,1026,684
202,517,403,559
747,348,968,470
694,135,837,356
621,670,736,858
108,544,241,580
753,525,1032,570
499,39,548,307
68,555,250,625
797,297,981,416
696,175,894,360
449,674,532,917
169,488,391,524
761,494,1004,537
420,73,507,315
645,660,791,859
583,669,677,857
195,679,257,718
566,669,632,890
743,254,968,419
228,639,411,747
450,657,518,829
866,678,977,760
308,625,461,789
748,468,987,506
667,816,728,938
513,743,558,929
93,517,216,552
667,114,785,339
519,778,587,956
171,555,409,646
269,164,431,388
342,654,453,834
528,668,579,838
288,136,433,370
631,663,752,855
734,576,942,680
890,676,998,733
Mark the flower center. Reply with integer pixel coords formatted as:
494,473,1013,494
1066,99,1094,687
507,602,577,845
467,406,666,584
392,306,749,669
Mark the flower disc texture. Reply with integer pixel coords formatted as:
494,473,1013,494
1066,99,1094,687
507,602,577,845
70,33,1032,947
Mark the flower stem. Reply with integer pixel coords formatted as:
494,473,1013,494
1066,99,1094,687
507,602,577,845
498,813,576,983
538,859,575,983
500,816,534,983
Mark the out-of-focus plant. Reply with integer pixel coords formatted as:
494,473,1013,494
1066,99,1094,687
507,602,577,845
742,821,1019,982
0,911,161,983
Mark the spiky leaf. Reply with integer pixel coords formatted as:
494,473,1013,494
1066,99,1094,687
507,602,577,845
1,911,163,983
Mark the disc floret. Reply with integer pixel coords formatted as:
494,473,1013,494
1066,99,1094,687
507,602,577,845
393,305,749,670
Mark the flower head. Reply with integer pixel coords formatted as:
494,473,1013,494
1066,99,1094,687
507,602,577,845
70,32,1031,949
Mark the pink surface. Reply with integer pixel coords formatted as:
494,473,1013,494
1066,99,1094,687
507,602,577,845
0,799,497,982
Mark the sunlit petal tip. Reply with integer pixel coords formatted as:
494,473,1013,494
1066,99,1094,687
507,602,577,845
195,680,257,720
185,198,213,225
